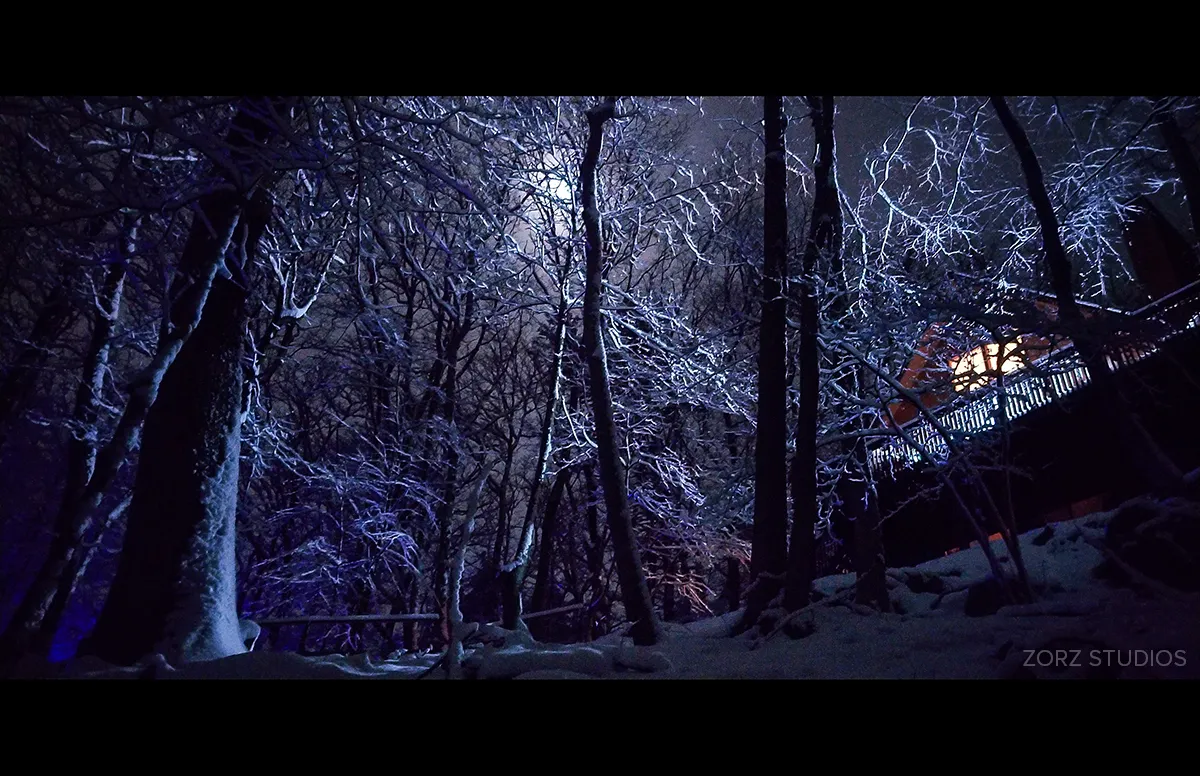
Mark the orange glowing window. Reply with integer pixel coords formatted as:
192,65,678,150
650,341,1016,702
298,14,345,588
950,338,1029,393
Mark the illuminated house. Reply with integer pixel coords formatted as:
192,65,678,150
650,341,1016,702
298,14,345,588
861,198,1200,566
869,197,1200,473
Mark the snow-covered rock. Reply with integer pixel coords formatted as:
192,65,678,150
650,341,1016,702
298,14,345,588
608,644,673,672
468,644,613,680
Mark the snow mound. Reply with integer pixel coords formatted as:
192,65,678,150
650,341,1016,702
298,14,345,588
467,644,613,679
462,641,673,679
513,669,597,680
676,610,742,638
467,622,537,649
606,644,673,672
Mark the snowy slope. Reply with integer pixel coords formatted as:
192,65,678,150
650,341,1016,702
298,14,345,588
643,507,1200,679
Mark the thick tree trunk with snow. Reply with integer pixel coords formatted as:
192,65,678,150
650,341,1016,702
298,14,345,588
86,275,246,665
784,96,839,612
990,96,1184,497
743,95,791,630
1,203,241,668
580,98,661,646
84,192,271,665
79,100,285,666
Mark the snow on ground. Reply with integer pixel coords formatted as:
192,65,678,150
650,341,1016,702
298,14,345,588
33,501,1200,680
51,649,436,680
640,506,1200,680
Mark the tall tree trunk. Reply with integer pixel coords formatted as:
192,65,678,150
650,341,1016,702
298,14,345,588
79,101,284,666
501,292,568,629
805,94,889,609
432,428,460,638
990,96,1184,496
446,473,485,679
488,441,514,616
850,373,889,610
83,189,273,666
582,463,608,639
431,355,462,640
1155,103,1200,245
0,246,128,661
1,198,241,671
429,252,477,639
743,95,791,630
783,96,840,612
530,466,571,615
580,98,660,646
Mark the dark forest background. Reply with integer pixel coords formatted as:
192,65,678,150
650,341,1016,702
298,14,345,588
0,96,1197,668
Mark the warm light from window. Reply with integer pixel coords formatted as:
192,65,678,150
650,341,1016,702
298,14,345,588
951,339,1027,393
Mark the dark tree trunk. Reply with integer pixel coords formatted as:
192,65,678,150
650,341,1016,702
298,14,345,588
1155,104,1200,245
582,463,608,638
725,556,741,613
432,434,460,633
488,442,514,617
446,474,485,679
850,428,889,610
77,101,285,666
83,188,273,665
580,98,661,646
0,278,75,454
807,94,889,609
784,96,840,612
661,554,678,622
501,293,568,629
429,251,477,637
990,96,1184,497
743,95,791,630
86,267,246,662
1,200,249,669
10,250,130,657
530,466,571,615
402,578,419,651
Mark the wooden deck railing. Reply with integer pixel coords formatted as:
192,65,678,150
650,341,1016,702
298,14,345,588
867,280,1200,475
